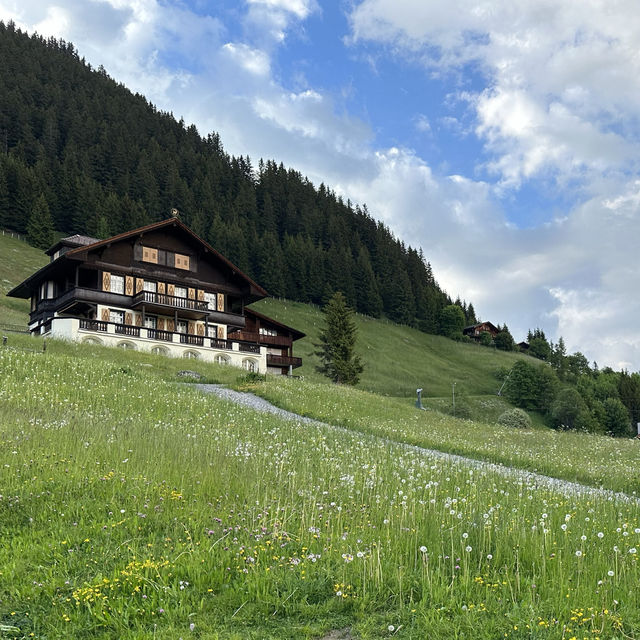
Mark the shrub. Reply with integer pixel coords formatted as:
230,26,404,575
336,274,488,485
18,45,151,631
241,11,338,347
498,408,532,429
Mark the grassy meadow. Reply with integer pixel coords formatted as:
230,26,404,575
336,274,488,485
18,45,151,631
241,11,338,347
1,337,640,639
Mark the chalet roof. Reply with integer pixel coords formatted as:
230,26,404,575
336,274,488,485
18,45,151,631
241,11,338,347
245,307,305,340
8,217,268,299
463,321,500,333
46,234,101,256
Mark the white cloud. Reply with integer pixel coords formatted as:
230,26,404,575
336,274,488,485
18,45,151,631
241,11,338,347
247,0,315,20
222,42,271,76
349,0,640,188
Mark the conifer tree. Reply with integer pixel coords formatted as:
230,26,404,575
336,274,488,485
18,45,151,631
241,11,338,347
315,291,363,385
26,193,55,249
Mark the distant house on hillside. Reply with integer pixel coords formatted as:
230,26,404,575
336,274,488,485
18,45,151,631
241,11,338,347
7,218,304,374
463,321,500,341
517,341,530,352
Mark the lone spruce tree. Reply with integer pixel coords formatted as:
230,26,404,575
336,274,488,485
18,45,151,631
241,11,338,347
315,291,363,385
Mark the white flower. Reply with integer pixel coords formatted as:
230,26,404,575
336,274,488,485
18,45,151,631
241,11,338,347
629,547,637,554
598,532,604,538
608,570,615,577
465,545,472,552
581,535,587,541
487,554,493,560
462,532,468,539
575,550,582,557
419,546,427,553
561,524,567,531
388,625,395,632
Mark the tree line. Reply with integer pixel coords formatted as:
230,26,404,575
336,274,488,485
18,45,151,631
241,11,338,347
0,20,453,333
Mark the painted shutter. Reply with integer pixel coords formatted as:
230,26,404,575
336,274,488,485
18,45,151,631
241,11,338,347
157,318,165,330
136,278,144,293
102,272,111,292
217,326,225,339
166,319,175,332
188,288,196,300
135,314,142,327
101,308,110,322
158,282,166,294
197,323,204,336
125,276,134,296
197,289,205,301
217,293,224,311
188,321,196,335
125,312,132,325
167,283,175,297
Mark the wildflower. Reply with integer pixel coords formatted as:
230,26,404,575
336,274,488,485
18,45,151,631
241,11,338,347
462,532,468,539
629,548,637,554
465,546,472,553
190,623,195,632
419,546,427,553
388,625,395,632
487,554,493,560
575,550,582,557
608,570,614,577
598,532,604,538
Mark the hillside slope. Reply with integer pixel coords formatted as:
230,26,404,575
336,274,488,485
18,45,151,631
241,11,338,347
1,232,530,402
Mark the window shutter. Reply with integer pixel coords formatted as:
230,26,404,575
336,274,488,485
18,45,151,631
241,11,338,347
188,288,196,300
158,282,166,294
217,293,224,311
197,323,204,336
188,321,195,335
101,308,109,322
197,289,205,301
125,276,134,296
125,312,132,325
136,278,144,293
167,283,175,296
102,272,111,291
157,318,165,330
217,326,225,339
135,314,142,327
166,319,175,332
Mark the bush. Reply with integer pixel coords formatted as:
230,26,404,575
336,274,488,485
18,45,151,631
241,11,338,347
498,408,532,429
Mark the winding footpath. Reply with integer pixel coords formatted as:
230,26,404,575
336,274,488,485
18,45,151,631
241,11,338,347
194,383,639,505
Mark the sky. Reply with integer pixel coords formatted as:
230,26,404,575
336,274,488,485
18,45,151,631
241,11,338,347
3,0,640,370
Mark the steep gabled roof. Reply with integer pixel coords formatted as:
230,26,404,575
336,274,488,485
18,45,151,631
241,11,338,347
463,321,500,334
46,234,101,256
64,217,267,297
245,307,305,340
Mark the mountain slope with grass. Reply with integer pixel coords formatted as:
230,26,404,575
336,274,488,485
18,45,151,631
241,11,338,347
1,334,640,639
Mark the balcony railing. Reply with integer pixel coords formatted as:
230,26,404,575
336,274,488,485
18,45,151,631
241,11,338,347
133,290,209,312
210,338,232,350
267,354,303,368
238,342,260,353
180,333,204,346
80,319,107,332
229,331,292,347
115,324,140,337
146,328,173,341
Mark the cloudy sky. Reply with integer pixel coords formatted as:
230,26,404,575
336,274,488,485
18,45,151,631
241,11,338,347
3,0,640,370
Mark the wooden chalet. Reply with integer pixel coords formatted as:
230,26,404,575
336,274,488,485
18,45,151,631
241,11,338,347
463,321,500,341
7,218,303,374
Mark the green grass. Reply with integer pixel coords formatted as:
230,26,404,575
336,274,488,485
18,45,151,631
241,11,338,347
1,341,640,639
251,298,530,398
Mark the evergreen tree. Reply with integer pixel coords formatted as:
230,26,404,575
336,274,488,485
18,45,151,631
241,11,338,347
26,193,55,249
494,324,515,351
315,291,363,385
438,304,466,338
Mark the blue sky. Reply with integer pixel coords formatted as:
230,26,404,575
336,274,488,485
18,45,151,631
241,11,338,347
4,0,640,370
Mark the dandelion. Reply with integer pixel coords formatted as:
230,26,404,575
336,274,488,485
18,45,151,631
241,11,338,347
575,550,582,557
598,532,604,538
629,548,637,554
419,546,427,553
462,532,468,539
608,570,615,577
189,623,195,632
465,546,472,553
388,625,395,632
487,554,493,560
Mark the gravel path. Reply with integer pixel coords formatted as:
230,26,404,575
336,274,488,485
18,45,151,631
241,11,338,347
193,384,639,504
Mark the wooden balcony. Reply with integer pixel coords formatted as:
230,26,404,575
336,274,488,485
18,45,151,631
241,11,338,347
228,330,292,347
267,354,303,368
132,290,208,317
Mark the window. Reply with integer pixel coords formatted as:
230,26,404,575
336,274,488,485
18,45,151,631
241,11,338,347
204,292,217,311
142,246,158,264
110,275,124,294
174,286,187,299
175,253,190,270
176,320,188,334
109,309,125,324
215,354,229,365
206,325,218,338
152,346,168,356
143,280,157,293
117,341,136,350
259,327,278,336
83,337,103,346
243,359,258,373
144,315,157,329
183,350,199,359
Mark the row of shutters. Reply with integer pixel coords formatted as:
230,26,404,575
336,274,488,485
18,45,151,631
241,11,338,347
101,271,224,311
99,307,225,338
